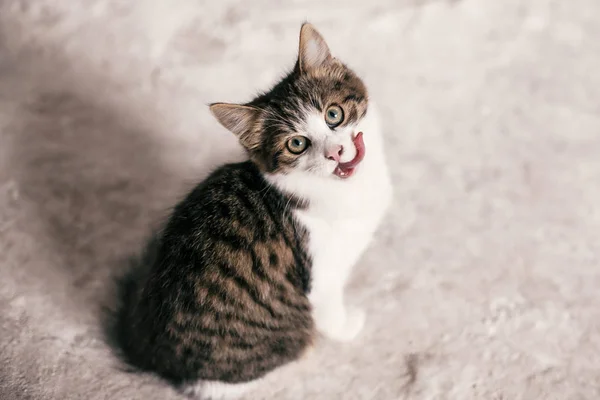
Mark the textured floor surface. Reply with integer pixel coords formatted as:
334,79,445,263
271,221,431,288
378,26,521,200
1,1,600,399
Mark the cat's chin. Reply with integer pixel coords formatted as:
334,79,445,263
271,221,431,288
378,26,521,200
333,166,357,179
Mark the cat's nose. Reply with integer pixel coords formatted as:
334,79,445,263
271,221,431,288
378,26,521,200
325,145,343,162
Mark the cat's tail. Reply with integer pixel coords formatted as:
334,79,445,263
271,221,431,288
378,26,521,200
103,234,159,373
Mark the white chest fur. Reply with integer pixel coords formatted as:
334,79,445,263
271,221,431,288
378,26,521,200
294,157,391,282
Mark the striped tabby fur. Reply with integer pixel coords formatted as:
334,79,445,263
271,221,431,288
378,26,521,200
114,23,380,399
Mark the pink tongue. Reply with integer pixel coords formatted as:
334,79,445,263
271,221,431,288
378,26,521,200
338,132,365,172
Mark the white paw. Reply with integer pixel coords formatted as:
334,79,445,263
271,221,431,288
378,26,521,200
340,307,366,341
181,380,252,400
322,307,366,343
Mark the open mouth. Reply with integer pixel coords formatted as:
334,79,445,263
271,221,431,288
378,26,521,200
333,132,365,179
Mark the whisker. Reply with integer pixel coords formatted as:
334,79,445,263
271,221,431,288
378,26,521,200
259,180,276,202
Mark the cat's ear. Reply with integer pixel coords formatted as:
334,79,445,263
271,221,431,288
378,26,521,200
298,23,332,73
210,103,260,148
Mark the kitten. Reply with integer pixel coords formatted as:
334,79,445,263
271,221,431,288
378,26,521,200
115,23,392,399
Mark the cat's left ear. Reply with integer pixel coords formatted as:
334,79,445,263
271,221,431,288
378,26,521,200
210,103,260,149
298,23,332,73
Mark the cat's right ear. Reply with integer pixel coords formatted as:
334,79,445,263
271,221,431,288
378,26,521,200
210,103,260,148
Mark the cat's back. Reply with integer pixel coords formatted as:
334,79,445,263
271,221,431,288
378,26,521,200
120,161,314,384
163,161,312,279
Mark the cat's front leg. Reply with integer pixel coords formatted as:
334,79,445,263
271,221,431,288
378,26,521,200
309,277,365,342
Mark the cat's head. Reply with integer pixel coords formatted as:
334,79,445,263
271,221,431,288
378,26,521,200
210,23,370,180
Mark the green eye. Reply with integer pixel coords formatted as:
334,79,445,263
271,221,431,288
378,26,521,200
325,105,344,128
286,135,310,154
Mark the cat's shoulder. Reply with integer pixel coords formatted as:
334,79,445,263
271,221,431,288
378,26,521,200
188,161,267,196
205,160,262,183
